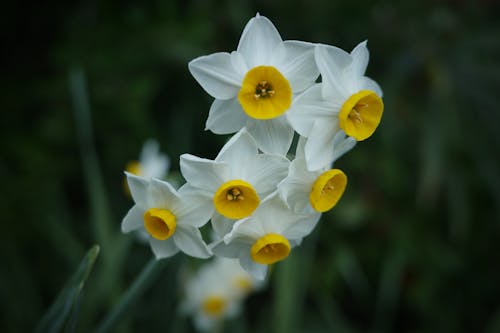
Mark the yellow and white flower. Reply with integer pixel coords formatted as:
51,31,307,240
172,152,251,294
122,173,213,259
287,41,383,170
188,13,319,155
125,139,170,180
212,193,317,280
180,257,263,332
278,134,354,214
180,129,289,237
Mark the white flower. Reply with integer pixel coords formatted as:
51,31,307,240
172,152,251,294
122,173,213,259
125,139,170,180
180,128,289,237
278,134,354,214
287,41,383,171
180,257,262,332
212,193,319,280
188,13,319,155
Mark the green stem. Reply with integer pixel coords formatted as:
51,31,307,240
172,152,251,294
95,258,167,333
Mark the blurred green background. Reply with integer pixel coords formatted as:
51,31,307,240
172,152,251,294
2,0,500,332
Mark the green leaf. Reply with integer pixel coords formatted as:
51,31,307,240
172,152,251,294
35,245,100,333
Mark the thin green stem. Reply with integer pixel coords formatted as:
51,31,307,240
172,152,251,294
95,258,167,333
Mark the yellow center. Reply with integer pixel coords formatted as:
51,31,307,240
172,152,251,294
213,180,260,219
238,66,292,120
309,169,347,212
123,161,142,195
250,233,291,265
338,90,383,141
143,208,176,240
202,296,227,317
234,277,253,293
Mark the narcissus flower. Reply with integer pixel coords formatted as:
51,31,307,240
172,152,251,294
278,134,355,214
180,129,289,236
180,257,263,332
287,41,383,171
189,13,319,155
125,139,170,180
212,193,319,280
122,173,213,259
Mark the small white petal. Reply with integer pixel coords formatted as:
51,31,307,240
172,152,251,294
287,84,340,137
240,254,268,280
180,154,229,192
174,226,212,259
149,238,179,259
148,178,180,210
304,119,340,171
215,128,258,165
332,131,357,164
188,52,242,100
360,76,383,97
315,44,352,100
351,40,369,77
211,213,236,238
277,158,315,213
175,192,213,228
282,212,321,240
273,40,319,93
246,116,294,155
205,98,248,135
244,154,290,196
121,205,145,233
125,172,150,208
237,14,283,68
211,237,250,259
139,139,169,179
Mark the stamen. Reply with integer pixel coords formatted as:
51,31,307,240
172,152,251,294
254,80,275,99
226,187,244,201
349,108,363,123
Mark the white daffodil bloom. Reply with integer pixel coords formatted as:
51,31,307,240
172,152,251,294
287,41,383,171
212,193,318,280
122,173,213,259
125,139,170,180
188,13,319,155
180,257,263,332
180,128,289,237
278,134,355,214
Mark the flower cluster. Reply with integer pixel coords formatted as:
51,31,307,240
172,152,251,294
122,13,383,280
180,257,263,332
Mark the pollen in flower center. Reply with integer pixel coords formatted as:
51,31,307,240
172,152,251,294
250,233,291,265
309,169,347,212
202,296,227,317
238,66,292,120
214,180,260,219
254,80,275,99
339,89,383,141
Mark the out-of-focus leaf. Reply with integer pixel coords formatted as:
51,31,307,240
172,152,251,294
35,245,100,333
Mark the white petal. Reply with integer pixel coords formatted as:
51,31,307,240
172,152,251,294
188,52,242,100
139,139,169,179
246,116,294,155
332,131,357,164
315,44,352,100
237,14,283,68
244,154,290,196
360,76,383,97
121,205,145,233
149,238,179,259
180,154,228,192
240,254,268,280
225,218,264,242
304,119,340,171
211,213,236,238
215,128,258,165
273,40,319,93
148,178,180,210
125,172,150,208
211,238,250,259
351,40,369,77
287,84,340,137
206,98,248,135
175,192,213,228
173,226,212,259
277,158,315,213
282,212,321,240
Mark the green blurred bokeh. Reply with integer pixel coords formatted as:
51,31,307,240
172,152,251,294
2,0,500,332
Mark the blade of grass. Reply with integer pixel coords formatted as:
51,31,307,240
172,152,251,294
35,245,100,333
